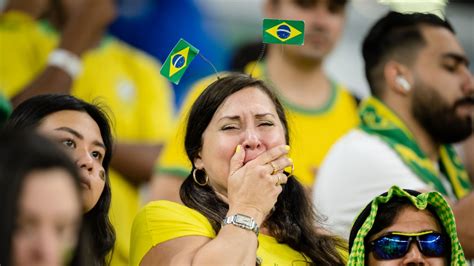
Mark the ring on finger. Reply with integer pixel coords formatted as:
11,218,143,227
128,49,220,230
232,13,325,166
275,174,281,186
270,161,278,175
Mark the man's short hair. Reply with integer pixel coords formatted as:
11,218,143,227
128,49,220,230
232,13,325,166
362,11,454,97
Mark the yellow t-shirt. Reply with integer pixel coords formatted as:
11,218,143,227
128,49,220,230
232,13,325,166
0,11,175,265
156,64,359,186
130,200,312,266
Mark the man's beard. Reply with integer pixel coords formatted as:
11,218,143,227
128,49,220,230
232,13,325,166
412,81,473,144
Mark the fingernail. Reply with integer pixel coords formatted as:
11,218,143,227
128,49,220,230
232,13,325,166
285,145,290,151
235,145,241,153
288,157,293,164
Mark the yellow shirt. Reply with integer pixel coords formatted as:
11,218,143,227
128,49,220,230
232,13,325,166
0,11,175,265
156,64,359,186
130,200,312,266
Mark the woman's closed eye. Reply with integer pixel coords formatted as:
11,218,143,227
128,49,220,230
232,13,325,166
221,124,240,131
258,121,274,127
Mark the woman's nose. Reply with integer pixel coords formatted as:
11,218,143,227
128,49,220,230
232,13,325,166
75,148,94,171
242,128,262,150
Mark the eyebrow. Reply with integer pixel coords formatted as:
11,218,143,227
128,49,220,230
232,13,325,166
54,127,106,150
218,113,276,122
442,52,470,67
255,113,276,119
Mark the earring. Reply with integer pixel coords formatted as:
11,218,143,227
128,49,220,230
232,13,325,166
193,168,209,186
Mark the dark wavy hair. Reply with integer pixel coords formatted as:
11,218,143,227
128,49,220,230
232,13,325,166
180,73,346,265
0,129,83,265
4,94,115,266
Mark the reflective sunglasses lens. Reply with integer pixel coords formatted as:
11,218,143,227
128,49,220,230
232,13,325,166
419,233,447,257
373,235,409,260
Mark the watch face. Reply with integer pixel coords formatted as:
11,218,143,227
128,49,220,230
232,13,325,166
235,215,253,226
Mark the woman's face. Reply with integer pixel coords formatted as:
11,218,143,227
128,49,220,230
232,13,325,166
194,87,287,195
12,168,81,266
367,206,447,266
37,110,106,212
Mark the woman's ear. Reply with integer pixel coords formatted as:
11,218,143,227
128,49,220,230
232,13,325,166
194,153,204,170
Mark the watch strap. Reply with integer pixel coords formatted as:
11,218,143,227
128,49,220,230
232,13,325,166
222,214,259,236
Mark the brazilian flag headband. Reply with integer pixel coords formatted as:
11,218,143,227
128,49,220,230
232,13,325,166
347,186,466,265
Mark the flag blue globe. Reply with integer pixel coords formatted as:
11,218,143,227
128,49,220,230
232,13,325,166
172,54,186,68
276,25,291,39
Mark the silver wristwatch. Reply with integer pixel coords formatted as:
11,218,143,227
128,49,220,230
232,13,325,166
222,214,259,236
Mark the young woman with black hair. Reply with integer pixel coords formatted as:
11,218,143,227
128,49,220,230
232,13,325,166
5,94,115,265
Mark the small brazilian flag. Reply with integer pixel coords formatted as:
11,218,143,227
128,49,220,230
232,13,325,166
160,39,199,85
263,19,305,45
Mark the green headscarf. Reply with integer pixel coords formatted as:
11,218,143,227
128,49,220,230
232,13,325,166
347,186,466,265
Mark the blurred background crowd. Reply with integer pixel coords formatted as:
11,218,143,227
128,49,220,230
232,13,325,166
1,0,470,107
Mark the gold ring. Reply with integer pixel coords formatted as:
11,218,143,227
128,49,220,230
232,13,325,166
270,161,278,175
276,174,281,186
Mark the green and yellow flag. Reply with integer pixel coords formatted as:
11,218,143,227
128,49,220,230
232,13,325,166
160,39,199,85
263,18,305,45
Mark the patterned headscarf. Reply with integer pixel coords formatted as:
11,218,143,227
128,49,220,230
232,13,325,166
347,186,466,265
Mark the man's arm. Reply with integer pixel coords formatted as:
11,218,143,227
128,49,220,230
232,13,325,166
452,192,474,258
6,0,115,106
451,134,474,258
11,68,74,106
110,143,163,186
149,174,184,203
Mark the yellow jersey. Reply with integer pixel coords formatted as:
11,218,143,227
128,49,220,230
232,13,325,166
130,200,312,266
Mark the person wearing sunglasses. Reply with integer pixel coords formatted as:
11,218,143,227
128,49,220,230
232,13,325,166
312,10,474,258
347,186,466,265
